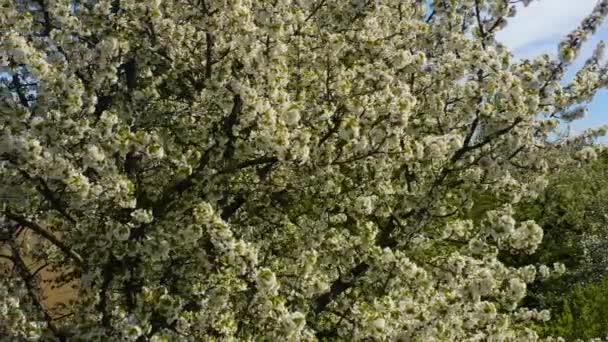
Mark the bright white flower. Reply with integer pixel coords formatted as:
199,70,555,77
354,195,375,216
329,213,348,224
575,146,598,161
85,145,105,166
125,325,143,341
1,0,606,339
256,268,279,294
371,317,386,331
339,116,360,141
475,301,497,322
131,209,154,224
553,262,567,276
510,221,544,253
284,107,301,126
538,265,551,279
506,278,527,302
538,310,551,322
113,224,131,241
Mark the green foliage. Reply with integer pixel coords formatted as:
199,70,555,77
529,157,608,294
3,0,608,339
536,276,608,340
482,155,608,339
467,154,608,338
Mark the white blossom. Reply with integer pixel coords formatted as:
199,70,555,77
1,0,606,340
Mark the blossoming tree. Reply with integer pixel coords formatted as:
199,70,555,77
1,0,608,340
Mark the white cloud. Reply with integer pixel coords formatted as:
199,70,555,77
494,1,608,138
496,0,598,56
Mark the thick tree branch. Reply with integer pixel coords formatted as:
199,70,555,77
4,212,85,268
313,262,369,313
312,216,401,313
10,73,31,108
220,194,246,221
153,95,253,218
223,95,243,159
451,117,523,163
152,143,217,217
97,256,119,333
205,32,214,79
33,0,53,36
16,168,77,224
9,241,66,341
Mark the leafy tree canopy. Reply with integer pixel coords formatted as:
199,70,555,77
1,0,608,340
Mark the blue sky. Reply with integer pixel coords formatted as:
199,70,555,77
496,0,607,136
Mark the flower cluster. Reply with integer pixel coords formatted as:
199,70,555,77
1,0,607,340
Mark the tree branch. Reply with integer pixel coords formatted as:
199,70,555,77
312,216,402,313
220,194,246,221
218,156,278,175
451,117,522,163
9,241,66,341
152,143,217,217
16,168,77,224
97,256,119,333
223,95,243,159
10,73,31,108
4,212,85,268
313,262,369,313
474,0,486,48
